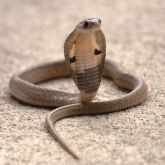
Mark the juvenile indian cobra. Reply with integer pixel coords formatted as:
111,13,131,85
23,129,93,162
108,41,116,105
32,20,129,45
9,18,148,159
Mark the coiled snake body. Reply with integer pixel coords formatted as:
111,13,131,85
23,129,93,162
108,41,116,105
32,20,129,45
9,18,148,159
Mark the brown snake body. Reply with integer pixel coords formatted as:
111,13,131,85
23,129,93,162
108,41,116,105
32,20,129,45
9,18,148,159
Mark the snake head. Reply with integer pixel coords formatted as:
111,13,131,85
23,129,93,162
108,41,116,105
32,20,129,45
76,18,101,33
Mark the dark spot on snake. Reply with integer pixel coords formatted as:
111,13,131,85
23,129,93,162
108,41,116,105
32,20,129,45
84,21,89,29
94,49,102,55
69,56,76,63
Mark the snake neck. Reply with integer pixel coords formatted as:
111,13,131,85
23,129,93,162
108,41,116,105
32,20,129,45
71,32,102,103
65,29,105,104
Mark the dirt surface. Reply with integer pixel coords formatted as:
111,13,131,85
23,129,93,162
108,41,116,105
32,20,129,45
0,0,165,165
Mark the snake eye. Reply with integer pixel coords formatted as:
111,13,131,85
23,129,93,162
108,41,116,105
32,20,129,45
83,21,89,29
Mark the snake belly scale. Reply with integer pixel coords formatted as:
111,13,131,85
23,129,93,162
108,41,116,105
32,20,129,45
9,18,148,159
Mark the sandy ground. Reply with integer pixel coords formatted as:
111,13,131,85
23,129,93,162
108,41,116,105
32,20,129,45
0,0,165,165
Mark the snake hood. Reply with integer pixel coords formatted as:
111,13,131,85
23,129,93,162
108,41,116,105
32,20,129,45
64,18,106,103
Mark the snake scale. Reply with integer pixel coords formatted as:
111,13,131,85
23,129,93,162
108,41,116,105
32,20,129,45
9,18,148,159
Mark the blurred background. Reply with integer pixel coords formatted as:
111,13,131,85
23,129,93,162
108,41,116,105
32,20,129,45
0,0,164,165
0,0,164,68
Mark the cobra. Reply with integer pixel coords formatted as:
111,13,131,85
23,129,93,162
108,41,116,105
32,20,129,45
9,18,148,159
